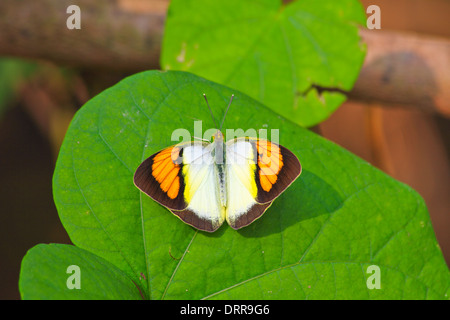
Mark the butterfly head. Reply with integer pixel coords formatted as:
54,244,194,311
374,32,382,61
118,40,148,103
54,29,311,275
212,130,224,143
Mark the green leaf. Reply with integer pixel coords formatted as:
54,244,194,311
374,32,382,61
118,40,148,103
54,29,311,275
19,243,143,300
161,0,366,127
48,70,450,300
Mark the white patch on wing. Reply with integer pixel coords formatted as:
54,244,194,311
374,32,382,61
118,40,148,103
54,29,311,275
225,139,258,225
182,143,225,226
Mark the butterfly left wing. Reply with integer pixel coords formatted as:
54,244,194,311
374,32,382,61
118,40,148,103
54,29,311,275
172,142,226,232
134,141,225,232
225,137,301,229
134,144,188,210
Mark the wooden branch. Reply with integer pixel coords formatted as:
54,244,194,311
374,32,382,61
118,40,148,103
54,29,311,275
0,0,168,71
1,0,449,115
351,29,450,117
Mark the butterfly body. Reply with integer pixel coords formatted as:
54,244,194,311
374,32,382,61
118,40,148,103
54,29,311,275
211,131,227,208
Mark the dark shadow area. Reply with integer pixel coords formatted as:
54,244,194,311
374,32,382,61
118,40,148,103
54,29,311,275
237,169,343,238
0,105,71,299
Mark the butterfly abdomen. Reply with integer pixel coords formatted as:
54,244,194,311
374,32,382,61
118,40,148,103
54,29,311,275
213,137,227,208
215,163,227,208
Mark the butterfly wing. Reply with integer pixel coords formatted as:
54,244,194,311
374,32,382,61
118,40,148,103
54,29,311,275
134,144,188,210
225,138,265,229
225,137,301,229
134,141,225,232
252,138,302,204
173,142,226,232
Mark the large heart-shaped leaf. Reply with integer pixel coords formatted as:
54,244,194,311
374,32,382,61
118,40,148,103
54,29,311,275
21,70,448,299
161,0,367,127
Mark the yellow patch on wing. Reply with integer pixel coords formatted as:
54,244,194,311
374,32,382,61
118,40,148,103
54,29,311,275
256,140,283,192
152,147,181,199
182,163,210,203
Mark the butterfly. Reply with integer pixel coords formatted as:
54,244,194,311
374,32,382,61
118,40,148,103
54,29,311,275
133,94,301,232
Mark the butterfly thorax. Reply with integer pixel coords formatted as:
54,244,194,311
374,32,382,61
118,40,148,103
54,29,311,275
212,130,225,164
212,130,227,208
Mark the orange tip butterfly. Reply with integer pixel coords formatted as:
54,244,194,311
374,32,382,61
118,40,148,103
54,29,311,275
134,94,301,232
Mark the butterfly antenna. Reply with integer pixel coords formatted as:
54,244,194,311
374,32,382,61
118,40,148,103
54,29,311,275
203,93,219,129
219,94,234,130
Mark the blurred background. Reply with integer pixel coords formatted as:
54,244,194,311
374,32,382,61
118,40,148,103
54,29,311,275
0,0,449,299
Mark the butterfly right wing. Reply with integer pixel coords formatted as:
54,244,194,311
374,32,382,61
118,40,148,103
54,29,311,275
225,137,301,230
134,141,225,232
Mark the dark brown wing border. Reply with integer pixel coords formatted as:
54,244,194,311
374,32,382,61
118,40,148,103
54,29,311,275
133,146,187,210
170,208,221,232
228,201,273,230
253,139,302,204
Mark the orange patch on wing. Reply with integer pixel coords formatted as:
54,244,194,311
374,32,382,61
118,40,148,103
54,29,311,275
153,147,172,161
167,176,180,199
152,147,181,199
256,141,283,192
